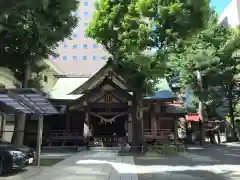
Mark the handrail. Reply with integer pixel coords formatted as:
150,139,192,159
48,129,173,140
144,129,172,132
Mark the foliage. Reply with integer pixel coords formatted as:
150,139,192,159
172,13,240,139
0,0,79,87
0,0,79,146
170,14,227,103
86,0,211,93
185,90,199,113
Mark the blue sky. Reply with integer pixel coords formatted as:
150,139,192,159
210,0,231,14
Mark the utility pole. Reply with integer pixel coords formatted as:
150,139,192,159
197,70,205,145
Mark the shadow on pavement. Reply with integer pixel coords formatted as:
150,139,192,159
134,143,240,180
1,169,27,177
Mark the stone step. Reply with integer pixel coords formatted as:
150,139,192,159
42,146,77,153
90,146,131,152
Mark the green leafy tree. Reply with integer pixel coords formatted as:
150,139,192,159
176,14,240,141
86,0,210,92
86,0,211,149
0,0,79,145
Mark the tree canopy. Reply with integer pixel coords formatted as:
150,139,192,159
176,15,240,111
86,0,211,93
0,0,79,145
0,0,79,88
170,12,240,139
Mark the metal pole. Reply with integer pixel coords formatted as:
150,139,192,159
36,114,43,166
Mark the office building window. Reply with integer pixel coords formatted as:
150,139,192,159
84,1,88,6
73,56,78,60
93,44,98,48
72,44,78,49
84,23,88,27
63,56,68,60
72,34,78,38
83,44,88,49
83,56,87,60
78,44,82,48
92,56,97,60
84,12,88,17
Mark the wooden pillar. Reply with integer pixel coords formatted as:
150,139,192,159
127,101,132,144
12,113,26,146
66,109,70,131
86,112,89,129
173,117,178,144
84,101,90,136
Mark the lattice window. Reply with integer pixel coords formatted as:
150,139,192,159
104,94,112,104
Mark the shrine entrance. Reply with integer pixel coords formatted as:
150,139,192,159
89,110,127,147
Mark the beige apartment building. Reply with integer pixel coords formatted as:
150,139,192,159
49,0,108,75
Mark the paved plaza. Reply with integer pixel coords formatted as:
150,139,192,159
2,142,240,180
135,143,240,180
2,149,138,180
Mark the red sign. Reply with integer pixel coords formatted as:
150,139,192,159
186,114,199,121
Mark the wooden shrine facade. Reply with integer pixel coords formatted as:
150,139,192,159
26,60,186,147
142,98,186,142
67,74,135,144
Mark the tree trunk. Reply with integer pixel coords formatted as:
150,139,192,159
11,62,31,146
139,98,147,153
227,84,238,141
199,100,205,145
130,91,142,152
11,113,26,146
197,71,205,145
23,62,31,88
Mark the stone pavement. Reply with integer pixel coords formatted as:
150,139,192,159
135,143,240,180
2,149,138,180
3,143,240,180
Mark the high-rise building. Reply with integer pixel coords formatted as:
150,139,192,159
49,0,108,75
219,0,240,27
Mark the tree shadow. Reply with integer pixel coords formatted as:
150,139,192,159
134,143,240,180
136,169,238,180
